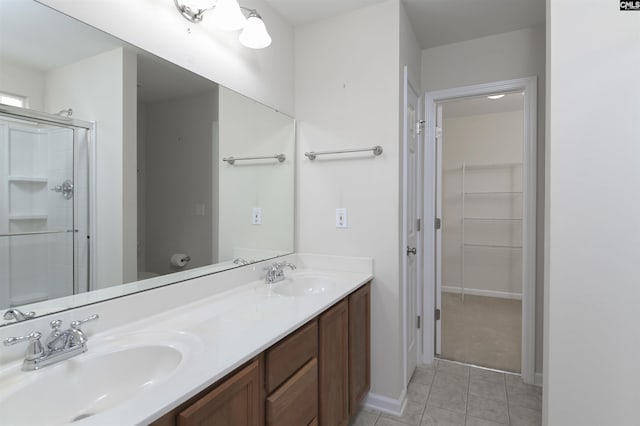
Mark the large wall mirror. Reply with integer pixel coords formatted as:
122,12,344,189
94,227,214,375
0,0,295,326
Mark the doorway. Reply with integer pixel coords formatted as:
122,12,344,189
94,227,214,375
439,93,524,372
422,78,537,383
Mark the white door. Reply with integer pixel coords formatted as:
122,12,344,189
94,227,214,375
403,67,421,383
435,103,443,355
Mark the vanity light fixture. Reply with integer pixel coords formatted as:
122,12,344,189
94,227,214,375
174,0,272,49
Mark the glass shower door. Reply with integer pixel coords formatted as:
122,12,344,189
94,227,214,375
0,114,87,309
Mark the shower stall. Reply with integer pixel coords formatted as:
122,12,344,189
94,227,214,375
0,105,92,310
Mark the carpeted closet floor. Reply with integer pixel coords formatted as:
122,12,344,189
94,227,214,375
440,292,522,372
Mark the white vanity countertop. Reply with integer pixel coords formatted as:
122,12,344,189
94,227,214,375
0,254,373,425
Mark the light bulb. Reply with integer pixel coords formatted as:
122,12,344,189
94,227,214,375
209,0,246,31
239,12,271,49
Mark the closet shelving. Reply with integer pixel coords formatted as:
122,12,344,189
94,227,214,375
460,162,523,301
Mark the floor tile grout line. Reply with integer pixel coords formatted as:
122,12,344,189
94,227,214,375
465,367,470,425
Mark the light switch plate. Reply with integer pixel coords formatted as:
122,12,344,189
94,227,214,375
336,208,347,228
252,207,262,225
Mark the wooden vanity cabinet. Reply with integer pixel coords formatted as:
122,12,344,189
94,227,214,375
265,320,318,426
348,283,371,414
151,357,263,426
150,281,370,426
318,299,350,426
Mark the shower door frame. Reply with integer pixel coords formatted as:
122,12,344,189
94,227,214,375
0,104,97,298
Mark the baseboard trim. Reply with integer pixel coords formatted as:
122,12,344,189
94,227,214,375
442,285,522,300
363,390,407,417
534,372,543,386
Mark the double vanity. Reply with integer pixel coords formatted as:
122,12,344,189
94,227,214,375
0,254,372,425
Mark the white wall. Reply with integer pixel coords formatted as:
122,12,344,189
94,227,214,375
422,27,545,376
44,47,136,289
441,111,523,298
218,87,294,262
144,91,217,276
544,2,640,425
38,0,295,116
0,60,45,111
296,0,405,404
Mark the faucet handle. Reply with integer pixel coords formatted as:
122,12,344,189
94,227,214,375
3,308,36,322
276,261,296,270
70,314,99,330
3,331,42,346
3,332,44,361
50,319,62,330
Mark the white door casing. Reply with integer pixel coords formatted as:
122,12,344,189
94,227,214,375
434,103,443,356
422,77,537,384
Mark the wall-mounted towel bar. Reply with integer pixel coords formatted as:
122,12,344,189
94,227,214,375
304,145,383,160
222,154,286,165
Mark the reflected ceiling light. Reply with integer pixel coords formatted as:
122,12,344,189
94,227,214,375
487,94,505,100
173,0,271,49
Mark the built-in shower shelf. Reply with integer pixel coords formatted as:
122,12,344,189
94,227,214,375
463,191,522,196
464,243,522,249
8,176,48,183
464,217,523,222
8,214,48,221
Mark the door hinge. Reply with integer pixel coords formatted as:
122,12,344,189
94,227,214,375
416,315,421,329
435,218,441,230
435,126,442,139
417,218,421,232
435,309,441,321
416,120,426,135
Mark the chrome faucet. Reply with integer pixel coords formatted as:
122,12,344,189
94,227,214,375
3,314,99,371
264,261,296,284
233,257,250,265
3,308,36,323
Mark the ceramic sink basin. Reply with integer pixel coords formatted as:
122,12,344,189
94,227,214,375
272,272,337,297
0,343,184,425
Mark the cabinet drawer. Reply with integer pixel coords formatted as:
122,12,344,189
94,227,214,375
265,319,318,393
266,358,318,426
176,358,261,426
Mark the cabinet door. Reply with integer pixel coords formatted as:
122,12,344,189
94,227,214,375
177,359,261,426
266,358,318,426
349,282,371,414
319,299,349,426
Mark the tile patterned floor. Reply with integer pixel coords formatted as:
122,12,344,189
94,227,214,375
350,360,542,426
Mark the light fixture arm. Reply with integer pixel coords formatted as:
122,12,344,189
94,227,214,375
173,0,271,49
174,0,210,23
174,1,260,23
239,6,261,19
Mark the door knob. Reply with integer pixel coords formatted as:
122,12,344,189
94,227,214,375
406,246,417,255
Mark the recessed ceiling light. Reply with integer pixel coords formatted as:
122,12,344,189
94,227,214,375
487,94,505,100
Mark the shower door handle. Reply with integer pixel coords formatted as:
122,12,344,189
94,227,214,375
50,179,74,199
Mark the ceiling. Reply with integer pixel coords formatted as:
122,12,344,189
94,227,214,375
0,0,122,71
265,0,545,49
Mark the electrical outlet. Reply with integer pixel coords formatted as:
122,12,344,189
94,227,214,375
252,207,262,225
336,208,347,228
